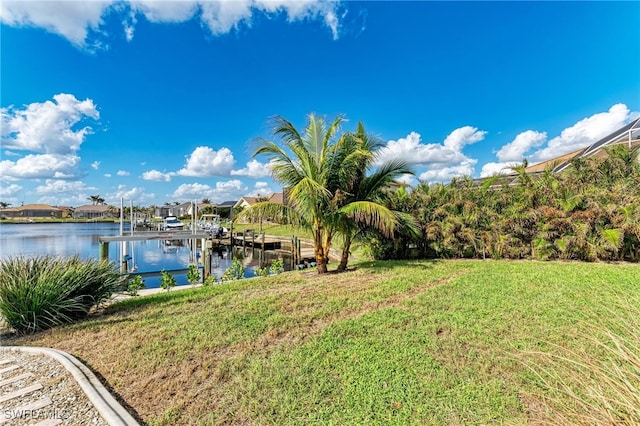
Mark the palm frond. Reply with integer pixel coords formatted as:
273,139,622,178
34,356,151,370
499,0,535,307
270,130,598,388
338,200,397,237
235,202,306,228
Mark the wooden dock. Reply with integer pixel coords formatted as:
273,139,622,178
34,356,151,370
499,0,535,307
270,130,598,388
98,230,209,242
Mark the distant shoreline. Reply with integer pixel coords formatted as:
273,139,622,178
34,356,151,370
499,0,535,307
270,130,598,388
0,219,124,224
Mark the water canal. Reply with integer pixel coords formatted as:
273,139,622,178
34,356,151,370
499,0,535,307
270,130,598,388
0,222,291,288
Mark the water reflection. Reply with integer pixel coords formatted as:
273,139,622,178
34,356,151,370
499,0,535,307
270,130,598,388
0,223,292,288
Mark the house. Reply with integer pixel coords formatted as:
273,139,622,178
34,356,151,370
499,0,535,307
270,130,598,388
479,118,640,185
234,192,286,210
234,196,260,209
154,204,189,218
0,204,62,219
526,117,640,174
56,206,74,218
73,204,118,219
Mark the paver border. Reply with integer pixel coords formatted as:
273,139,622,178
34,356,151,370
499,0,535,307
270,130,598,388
2,346,139,426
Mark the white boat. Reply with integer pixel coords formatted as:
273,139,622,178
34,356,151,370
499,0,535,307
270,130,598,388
163,215,184,230
197,214,228,237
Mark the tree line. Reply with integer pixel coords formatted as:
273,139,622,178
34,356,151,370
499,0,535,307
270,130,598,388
241,113,639,273
370,145,640,262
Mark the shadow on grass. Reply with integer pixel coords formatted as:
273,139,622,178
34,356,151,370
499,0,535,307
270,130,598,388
104,282,239,315
354,258,442,271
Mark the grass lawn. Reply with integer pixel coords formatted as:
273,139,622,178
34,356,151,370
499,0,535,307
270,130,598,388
5,260,640,425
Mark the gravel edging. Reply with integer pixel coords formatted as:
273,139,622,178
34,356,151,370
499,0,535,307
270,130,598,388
2,346,139,426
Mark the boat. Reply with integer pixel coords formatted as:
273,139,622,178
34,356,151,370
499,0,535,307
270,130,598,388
197,214,228,237
163,215,184,230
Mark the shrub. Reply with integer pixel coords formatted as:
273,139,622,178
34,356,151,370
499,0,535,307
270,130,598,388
160,270,177,291
187,264,201,286
254,265,269,277
127,275,145,296
221,257,244,282
269,259,285,275
203,275,217,286
0,255,125,334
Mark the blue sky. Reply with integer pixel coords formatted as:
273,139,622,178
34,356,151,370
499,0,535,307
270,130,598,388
1,1,639,207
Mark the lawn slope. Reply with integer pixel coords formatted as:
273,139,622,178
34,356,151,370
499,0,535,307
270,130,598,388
8,260,640,425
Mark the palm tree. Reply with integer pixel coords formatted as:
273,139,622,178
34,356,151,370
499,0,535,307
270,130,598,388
331,123,414,271
237,114,405,274
88,195,101,205
0,201,10,209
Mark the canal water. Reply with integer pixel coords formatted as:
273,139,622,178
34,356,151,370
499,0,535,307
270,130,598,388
0,222,290,288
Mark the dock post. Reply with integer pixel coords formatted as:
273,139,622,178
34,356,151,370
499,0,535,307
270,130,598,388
99,242,109,261
120,241,128,274
292,236,298,265
204,239,212,278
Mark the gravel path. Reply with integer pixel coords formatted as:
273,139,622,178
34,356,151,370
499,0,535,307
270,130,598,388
0,348,107,426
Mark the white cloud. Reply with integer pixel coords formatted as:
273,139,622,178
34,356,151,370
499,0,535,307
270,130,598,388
0,1,343,48
496,130,547,162
377,127,485,167
117,170,130,176
230,159,271,177
1,93,99,154
246,181,273,197
176,146,235,177
479,103,639,176
142,169,172,182
396,173,416,187
3,150,20,157
91,161,101,170
0,183,22,197
199,0,253,34
0,154,82,180
131,1,198,23
378,126,486,184
443,126,487,152
419,159,477,183
171,180,246,202
0,1,111,47
33,179,96,195
480,162,517,178
30,180,100,206
106,184,155,204
530,104,633,162
104,173,112,178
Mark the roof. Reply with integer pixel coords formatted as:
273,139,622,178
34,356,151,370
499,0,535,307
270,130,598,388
3,204,62,211
268,192,284,204
74,204,113,212
238,196,259,206
476,118,640,187
547,117,640,173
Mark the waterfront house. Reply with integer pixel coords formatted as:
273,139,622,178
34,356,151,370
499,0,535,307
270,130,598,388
235,192,286,210
0,204,62,220
56,206,74,218
475,117,640,186
73,204,118,219
234,196,260,209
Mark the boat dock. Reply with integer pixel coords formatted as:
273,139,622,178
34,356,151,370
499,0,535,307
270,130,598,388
97,228,320,277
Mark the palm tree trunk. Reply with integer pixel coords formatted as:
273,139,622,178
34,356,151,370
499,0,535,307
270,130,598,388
337,238,352,272
314,229,328,274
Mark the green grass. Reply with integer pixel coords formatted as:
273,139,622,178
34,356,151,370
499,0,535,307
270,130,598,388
231,222,369,260
230,222,312,239
6,260,640,425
